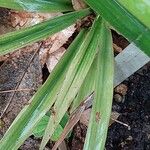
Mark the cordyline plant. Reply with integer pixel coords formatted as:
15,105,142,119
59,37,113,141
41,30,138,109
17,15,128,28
0,0,149,150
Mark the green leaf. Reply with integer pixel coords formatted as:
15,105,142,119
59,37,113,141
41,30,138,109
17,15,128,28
117,0,150,28
33,115,49,138
33,114,69,141
0,0,73,12
0,9,90,56
51,125,63,141
40,16,103,150
0,30,87,150
83,20,114,150
60,113,69,128
70,58,96,113
84,0,150,56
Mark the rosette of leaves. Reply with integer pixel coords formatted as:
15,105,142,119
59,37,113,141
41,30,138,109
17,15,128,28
0,0,149,150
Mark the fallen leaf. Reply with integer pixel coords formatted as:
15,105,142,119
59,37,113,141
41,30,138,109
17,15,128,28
9,10,76,70
72,0,87,10
110,111,120,125
80,109,91,126
10,11,61,29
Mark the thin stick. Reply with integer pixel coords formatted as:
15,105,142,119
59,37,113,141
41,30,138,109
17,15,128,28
0,42,43,118
0,88,33,94
111,118,130,129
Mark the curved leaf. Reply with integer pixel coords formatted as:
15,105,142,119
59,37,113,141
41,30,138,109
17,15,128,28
0,0,73,12
84,0,150,56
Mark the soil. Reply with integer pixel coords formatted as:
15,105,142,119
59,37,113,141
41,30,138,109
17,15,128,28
106,62,150,150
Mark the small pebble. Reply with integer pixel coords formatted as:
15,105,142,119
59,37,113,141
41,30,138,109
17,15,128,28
114,94,123,103
126,136,133,141
115,84,128,96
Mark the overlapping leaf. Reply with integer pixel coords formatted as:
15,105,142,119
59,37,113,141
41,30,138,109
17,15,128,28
84,0,150,56
0,30,87,150
70,58,96,113
84,20,114,150
40,16,103,150
0,9,90,56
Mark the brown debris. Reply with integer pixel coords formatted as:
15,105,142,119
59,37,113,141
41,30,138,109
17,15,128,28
114,93,124,103
80,109,91,126
95,112,101,123
115,84,128,96
113,43,123,53
72,0,87,10
9,10,76,71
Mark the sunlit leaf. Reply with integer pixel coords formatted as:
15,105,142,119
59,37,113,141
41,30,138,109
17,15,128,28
117,0,150,28
0,0,73,12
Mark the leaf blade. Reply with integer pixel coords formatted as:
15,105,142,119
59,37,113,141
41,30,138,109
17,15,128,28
40,16,103,149
0,9,90,56
84,0,150,56
0,30,87,150
117,0,150,28
83,20,114,150
0,0,73,12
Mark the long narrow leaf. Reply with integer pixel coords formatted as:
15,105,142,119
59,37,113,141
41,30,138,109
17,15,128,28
40,16,103,149
0,0,73,12
84,20,114,150
84,0,150,56
0,30,87,150
117,0,150,28
0,9,90,56
70,58,96,113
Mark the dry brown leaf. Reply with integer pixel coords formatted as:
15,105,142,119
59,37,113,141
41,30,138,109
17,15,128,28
80,109,91,126
115,84,128,96
10,11,61,29
80,109,120,126
9,11,76,70
72,0,87,10
110,111,120,125
113,43,123,53
45,47,66,72
45,24,75,72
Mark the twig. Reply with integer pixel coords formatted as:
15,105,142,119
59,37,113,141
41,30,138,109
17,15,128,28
52,93,93,150
0,88,33,94
111,118,130,129
0,42,43,118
